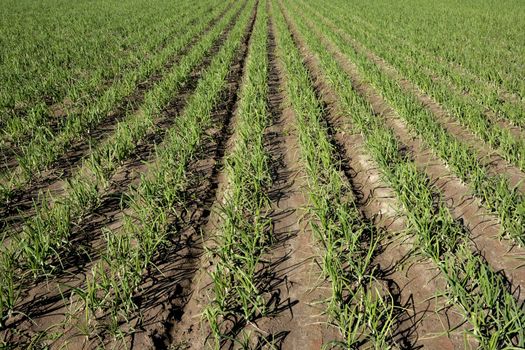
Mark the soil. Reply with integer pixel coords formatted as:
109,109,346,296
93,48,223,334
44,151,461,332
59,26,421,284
1,1,524,349
0,2,236,234
280,6,476,349
301,13,525,302
0,3,249,348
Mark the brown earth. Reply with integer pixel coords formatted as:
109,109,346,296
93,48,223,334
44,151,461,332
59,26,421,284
0,3,249,348
2,1,525,349
292,9,525,302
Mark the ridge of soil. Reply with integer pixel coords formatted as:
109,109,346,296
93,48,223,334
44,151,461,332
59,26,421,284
292,6,525,304
279,4,476,348
0,4,250,348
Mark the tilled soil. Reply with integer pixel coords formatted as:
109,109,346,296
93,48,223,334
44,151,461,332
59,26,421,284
0,2,237,233
2,1,525,349
0,2,249,348
300,12,525,301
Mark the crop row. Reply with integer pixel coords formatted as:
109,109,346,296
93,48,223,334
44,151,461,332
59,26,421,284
272,2,395,347
297,0,525,173
319,0,525,128
285,0,525,248
202,1,274,346
68,0,255,341
0,1,208,145
0,0,246,329
0,0,211,133
281,1,525,347
323,0,525,101
334,0,525,127
0,0,233,205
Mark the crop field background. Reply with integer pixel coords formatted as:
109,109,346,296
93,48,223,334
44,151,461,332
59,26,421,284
1,0,525,348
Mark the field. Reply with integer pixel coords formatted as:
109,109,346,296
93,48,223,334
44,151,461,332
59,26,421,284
1,0,525,348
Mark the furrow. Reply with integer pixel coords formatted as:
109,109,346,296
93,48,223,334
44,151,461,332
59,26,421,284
0,1,237,229
278,3,474,348
281,2,525,347
0,1,250,339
